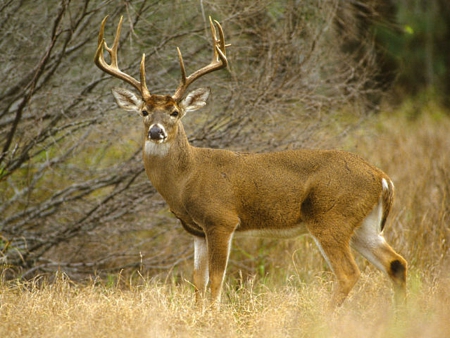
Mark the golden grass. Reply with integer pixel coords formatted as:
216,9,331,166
0,271,449,338
1,104,449,337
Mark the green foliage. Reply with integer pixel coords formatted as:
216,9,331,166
377,0,450,101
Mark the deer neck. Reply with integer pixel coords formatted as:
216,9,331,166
142,122,194,200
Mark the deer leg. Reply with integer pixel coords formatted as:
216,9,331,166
205,225,236,308
351,216,407,305
193,236,209,305
311,230,361,307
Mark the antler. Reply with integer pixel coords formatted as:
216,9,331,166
94,16,151,101
172,17,228,101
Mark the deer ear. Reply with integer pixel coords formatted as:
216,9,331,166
112,87,142,112
180,88,210,113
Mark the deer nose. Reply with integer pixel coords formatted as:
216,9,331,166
148,124,167,141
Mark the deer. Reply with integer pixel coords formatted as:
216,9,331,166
94,16,407,309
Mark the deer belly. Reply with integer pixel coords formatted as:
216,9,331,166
235,224,308,239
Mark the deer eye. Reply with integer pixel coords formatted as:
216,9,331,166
170,110,179,118
141,110,148,117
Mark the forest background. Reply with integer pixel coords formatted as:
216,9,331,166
0,1,449,337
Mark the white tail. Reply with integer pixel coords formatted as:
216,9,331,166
95,16,407,308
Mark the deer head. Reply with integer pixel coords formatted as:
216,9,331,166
94,16,228,146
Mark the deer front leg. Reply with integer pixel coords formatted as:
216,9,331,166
193,236,209,305
205,225,236,308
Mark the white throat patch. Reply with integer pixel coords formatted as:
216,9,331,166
144,140,171,157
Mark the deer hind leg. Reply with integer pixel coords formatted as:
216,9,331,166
193,236,209,305
310,226,361,307
350,203,407,305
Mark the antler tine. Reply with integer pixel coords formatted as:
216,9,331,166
140,53,151,100
210,17,227,63
176,47,187,88
94,16,151,100
172,17,228,101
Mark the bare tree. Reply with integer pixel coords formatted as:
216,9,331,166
0,0,387,280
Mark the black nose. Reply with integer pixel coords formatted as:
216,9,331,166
149,125,166,140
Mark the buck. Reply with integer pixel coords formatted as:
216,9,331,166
95,16,407,308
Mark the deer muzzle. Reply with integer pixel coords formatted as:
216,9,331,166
148,124,167,143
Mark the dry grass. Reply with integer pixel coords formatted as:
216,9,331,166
0,271,449,338
1,104,449,337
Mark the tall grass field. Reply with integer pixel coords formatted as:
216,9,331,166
1,105,449,337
